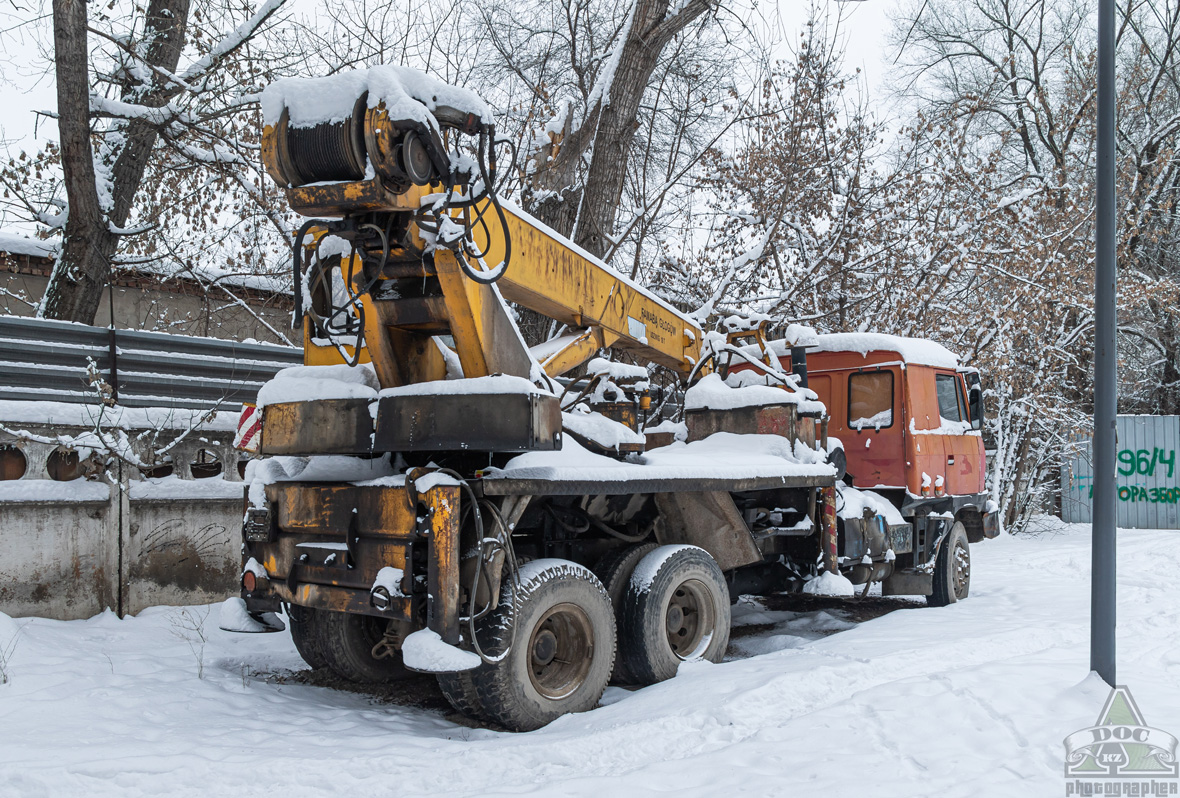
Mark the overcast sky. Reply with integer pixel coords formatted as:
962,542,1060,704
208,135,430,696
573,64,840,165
776,0,900,91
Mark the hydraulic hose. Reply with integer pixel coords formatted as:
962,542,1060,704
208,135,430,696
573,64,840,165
420,468,519,665
290,219,321,328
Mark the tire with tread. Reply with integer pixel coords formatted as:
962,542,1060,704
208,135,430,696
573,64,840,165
618,545,730,685
463,559,616,732
437,671,489,722
595,543,660,610
928,521,970,607
287,603,329,670
318,610,412,683
594,542,658,684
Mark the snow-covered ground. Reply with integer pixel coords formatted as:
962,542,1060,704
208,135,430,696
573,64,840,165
1,522,1177,797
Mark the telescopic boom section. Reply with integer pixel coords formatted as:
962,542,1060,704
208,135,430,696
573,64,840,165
471,202,701,376
260,67,702,386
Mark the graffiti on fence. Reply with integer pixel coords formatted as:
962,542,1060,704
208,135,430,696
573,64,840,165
1071,448,1180,504
1061,417,1180,528
1117,447,1175,479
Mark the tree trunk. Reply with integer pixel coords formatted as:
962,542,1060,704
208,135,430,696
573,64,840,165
572,0,710,258
42,0,191,324
42,0,112,323
105,0,192,229
525,0,711,256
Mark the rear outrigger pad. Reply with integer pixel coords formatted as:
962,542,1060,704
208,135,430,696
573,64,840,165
260,398,374,455
218,597,286,633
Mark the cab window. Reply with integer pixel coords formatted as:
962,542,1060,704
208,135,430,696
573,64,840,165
935,373,965,424
848,371,893,430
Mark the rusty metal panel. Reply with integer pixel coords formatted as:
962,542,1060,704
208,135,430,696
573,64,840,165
685,404,798,442
1061,415,1180,529
797,416,817,448
247,533,413,620
882,571,932,596
478,471,835,497
373,390,561,452
267,483,417,538
282,179,425,217
248,482,418,620
652,491,762,571
288,582,412,621
251,531,409,582
424,484,461,644
261,398,375,455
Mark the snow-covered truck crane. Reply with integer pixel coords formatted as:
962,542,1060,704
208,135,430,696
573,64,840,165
224,66,995,731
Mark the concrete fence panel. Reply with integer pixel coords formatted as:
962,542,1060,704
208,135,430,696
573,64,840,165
0,418,247,619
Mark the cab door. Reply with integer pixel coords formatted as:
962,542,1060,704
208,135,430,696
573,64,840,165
934,371,985,495
845,366,905,489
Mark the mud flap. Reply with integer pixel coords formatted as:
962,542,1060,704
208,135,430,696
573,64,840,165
882,571,933,596
653,491,762,571
982,510,1001,539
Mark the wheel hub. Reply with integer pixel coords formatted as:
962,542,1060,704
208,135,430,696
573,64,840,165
953,541,970,598
526,602,594,700
532,629,558,666
664,580,715,659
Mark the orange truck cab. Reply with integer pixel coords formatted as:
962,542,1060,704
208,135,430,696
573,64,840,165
806,333,986,499
747,330,1000,601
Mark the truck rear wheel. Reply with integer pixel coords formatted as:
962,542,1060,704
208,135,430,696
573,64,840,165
594,543,658,685
468,559,616,732
928,522,971,607
287,603,329,670
618,545,730,685
318,611,412,683
595,543,660,610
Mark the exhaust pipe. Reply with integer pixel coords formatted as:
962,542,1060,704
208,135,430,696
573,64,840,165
791,345,809,388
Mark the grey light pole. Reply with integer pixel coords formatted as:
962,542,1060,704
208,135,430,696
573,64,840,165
1091,0,1117,687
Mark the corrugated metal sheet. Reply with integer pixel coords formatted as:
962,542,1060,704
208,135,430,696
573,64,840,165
1061,415,1180,529
0,315,302,410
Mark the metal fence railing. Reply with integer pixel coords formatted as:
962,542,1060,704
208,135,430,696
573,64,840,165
0,315,302,410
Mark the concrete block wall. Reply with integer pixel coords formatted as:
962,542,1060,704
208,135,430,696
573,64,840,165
0,489,116,619
0,425,247,620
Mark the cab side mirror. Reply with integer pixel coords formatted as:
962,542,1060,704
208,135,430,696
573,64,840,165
968,386,983,430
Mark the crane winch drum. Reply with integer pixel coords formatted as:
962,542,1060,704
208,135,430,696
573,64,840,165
262,94,483,197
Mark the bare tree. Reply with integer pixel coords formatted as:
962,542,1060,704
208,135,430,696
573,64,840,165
5,0,291,324
866,0,1180,525
891,0,1180,410
468,0,719,257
